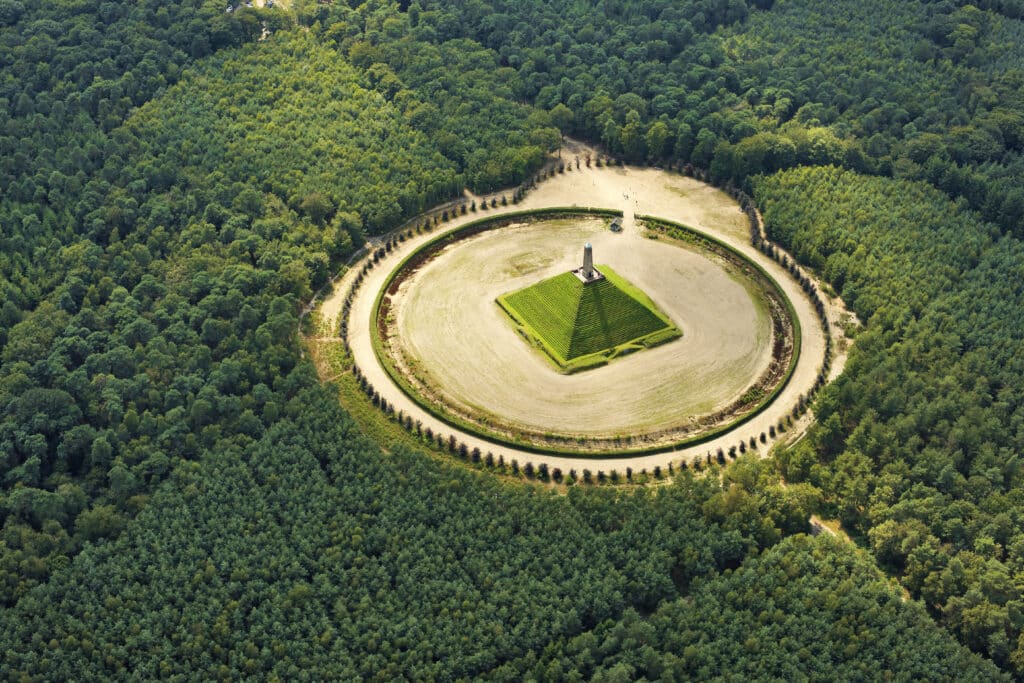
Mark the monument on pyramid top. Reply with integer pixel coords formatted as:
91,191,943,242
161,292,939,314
573,242,605,284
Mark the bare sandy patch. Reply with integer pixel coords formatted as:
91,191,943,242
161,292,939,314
389,217,775,446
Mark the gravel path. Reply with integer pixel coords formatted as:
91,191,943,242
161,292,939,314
318,163,850,471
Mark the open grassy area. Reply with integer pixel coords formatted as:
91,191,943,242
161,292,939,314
497,265,680,368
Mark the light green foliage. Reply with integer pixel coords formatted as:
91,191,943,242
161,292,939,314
499,266,676,363
126,32,460,234
502,273,585,359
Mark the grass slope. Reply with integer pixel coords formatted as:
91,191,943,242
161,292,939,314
499,266,678,366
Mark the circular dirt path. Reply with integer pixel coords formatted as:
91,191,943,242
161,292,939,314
321,165,849,471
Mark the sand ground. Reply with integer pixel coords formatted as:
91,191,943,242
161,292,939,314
318,161,850,471
392,217,775,442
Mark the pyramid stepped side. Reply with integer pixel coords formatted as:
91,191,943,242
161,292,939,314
501,273,584,361
501,267,673,364
567,278,668,359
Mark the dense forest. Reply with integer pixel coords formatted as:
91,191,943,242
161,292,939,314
2,0,1024,678
493,533,1003,681
758,166,1024,671
411,0,1024,232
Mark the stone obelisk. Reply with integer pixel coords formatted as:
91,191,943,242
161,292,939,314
573,242,604,283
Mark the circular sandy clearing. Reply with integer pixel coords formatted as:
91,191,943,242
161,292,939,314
386,214,787,451
374,204,798,454
325,164,847,470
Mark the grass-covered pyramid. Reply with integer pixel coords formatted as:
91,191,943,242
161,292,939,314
497,265,681,372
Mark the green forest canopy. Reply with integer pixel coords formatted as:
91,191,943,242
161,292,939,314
1,0,1024,678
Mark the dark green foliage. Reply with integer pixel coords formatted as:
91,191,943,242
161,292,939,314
1,0,1023,678
0,391,755,679
410,0,1024,234
757,166,1024,671
0,0,268,315
722,0,1024,234
491,534,1005,681
325,2,556,193
412,0,754,164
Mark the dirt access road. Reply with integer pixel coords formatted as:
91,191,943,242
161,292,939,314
319,163,850,472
